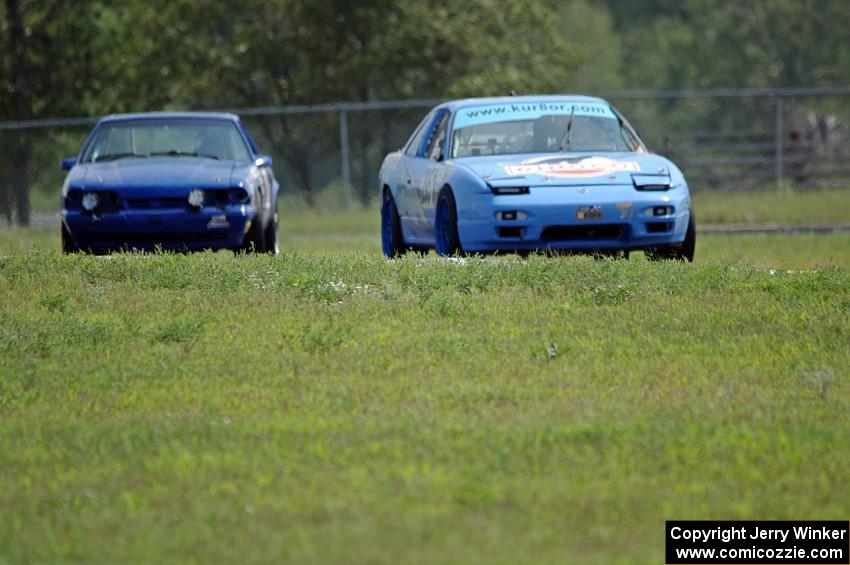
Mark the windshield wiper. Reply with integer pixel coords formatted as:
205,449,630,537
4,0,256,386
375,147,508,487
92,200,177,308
150,150,221,160
92,152,148,162
615,114,639,152
559,106,575,151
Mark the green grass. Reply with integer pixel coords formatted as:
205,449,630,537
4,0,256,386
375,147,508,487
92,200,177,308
1,212,849,564
693,187,850,225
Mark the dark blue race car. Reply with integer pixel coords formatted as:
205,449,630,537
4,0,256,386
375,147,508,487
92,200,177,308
379,95,695,260
60,112,279,254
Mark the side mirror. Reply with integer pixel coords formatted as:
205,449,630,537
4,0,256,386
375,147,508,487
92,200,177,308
61,157,77,171
254,155,272,168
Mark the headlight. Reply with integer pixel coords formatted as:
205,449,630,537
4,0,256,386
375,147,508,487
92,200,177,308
81,193,99,211
187,189,205,208
228,187,250,204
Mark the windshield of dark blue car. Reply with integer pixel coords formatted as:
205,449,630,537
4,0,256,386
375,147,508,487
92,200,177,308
81,120,252,163
451,107,643,158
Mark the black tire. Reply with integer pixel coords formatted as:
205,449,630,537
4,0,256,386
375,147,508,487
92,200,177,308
435,188,462,256
264,208,279,255
679,209,696,261
381,191,405,258
646,209,696,262
61,222,79,254
238,217,267,254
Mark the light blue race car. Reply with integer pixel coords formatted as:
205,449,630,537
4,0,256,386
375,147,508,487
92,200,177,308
379,95,695,260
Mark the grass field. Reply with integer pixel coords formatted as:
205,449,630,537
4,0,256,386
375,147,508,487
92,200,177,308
692,187,850,226
1,205,849,563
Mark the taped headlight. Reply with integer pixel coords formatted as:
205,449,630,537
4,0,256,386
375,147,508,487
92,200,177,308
187,189,205,208
81,193,99,211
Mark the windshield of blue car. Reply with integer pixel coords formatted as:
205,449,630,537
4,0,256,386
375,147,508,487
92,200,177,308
81,120,252,163
450,102,643,158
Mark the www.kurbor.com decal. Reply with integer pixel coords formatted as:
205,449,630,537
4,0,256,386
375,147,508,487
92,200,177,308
503,156,641,178
453,101,618,128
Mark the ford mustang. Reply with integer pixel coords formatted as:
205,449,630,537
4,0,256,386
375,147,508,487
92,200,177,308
60,112,279,254
379,95,695,260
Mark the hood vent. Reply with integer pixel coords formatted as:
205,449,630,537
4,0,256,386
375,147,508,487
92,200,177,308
632,173,672,191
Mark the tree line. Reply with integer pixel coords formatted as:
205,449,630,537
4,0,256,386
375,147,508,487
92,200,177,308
2,0,848,224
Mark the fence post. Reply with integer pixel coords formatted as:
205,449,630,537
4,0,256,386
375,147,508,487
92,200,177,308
339,110,351,209
774,96,784,190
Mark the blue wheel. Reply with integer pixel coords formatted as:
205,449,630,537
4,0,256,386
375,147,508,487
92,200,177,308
381,192,404,258
435,189,462,256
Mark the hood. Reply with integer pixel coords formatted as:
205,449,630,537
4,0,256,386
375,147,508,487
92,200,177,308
454,152,677,187
70,157,240,189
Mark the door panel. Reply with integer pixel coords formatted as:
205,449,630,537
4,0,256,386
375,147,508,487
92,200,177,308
406,110,450,242
420,114,450,234
403,157,432,240
396,155,419,236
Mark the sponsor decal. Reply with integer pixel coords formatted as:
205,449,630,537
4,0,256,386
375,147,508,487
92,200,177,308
617,202,635,220
504,156,641,178
454,101,616,129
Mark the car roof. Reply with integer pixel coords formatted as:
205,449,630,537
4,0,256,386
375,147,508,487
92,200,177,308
438,95,610,112
97,111,241,124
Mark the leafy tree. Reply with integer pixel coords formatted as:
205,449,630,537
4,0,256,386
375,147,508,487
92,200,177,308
7,0,849,217
559,0,625,93
611,0,850,91
179,0,584,205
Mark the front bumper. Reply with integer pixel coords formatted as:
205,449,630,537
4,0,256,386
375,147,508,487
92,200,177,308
62,205,256,252
457,185,690,252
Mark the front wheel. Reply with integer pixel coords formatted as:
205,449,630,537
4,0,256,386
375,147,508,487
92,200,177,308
238,216,267,254
61,222,79,254
435,189,462,256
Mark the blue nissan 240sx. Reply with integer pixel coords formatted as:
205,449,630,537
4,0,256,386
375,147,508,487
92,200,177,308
60,112,279,254
379,95,695,260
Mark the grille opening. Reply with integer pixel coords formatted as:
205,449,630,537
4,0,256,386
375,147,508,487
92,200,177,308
126,198,186,210
211,190,231,205
541,224,623,242
499,226,523,238
646,221,672,233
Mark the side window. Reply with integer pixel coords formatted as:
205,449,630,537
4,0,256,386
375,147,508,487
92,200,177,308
425,113,450,161
404,111,435,157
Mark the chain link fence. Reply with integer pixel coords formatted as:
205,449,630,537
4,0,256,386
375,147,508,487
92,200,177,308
2,87,849,226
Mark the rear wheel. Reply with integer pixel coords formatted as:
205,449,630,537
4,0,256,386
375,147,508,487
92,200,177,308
381,191,405,258
61,222,79,254
646,209,695,262
435,188,462,256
